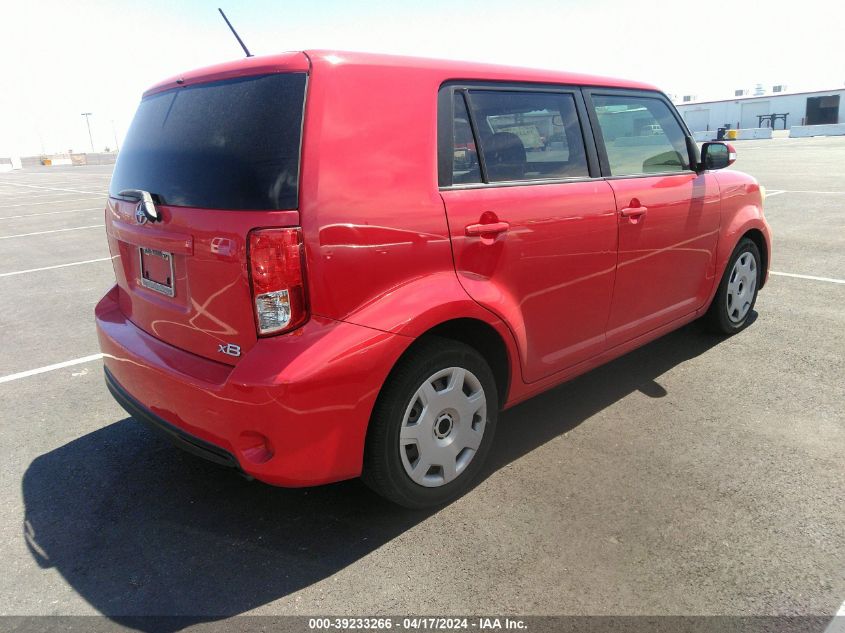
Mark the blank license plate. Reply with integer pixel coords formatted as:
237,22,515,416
139,247,175,297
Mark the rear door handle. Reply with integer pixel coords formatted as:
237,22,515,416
620,206,648,218
465,221,510,237
620,206,648,224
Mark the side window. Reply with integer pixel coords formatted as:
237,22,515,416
452,93,482,185
466,90,589,183
591,95,691,176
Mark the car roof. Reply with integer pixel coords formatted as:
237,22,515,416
144,49,661,97
306,50,661,92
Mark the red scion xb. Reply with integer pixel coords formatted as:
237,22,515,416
96,51,772,508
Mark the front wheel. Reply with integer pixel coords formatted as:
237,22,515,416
705,238,762,334
362,337,498,509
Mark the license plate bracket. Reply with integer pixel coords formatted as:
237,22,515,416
138,247,175,297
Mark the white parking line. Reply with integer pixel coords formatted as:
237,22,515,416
1,180,110,189
0,225,104,240
0,272,838,389
824,600,845,633
0,196,104,209
0,182,103,195
0,354,103,385
0,206,103,221
2,173,111,177
768,190,845,195
0,191,86,200
0,256,114,278
771,271,845,284
789,190,845,194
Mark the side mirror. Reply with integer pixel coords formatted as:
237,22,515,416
699,142,736,171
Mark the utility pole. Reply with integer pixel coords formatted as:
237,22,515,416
111,119,120,152
81,112,94,153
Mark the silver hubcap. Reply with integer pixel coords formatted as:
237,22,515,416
727,252,757,323
399,367,487,488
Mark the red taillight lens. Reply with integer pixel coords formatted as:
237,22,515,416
248,228,308,335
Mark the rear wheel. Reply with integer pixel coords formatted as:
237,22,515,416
363,337,498,509
705,238,761,334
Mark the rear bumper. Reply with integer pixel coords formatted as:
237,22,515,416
96,285,410,486
105,366,241,471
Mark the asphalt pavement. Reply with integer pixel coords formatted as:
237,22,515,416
0,139,842,627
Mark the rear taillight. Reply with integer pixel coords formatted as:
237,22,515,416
248,228,308,336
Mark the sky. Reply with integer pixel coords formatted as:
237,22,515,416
1,0,843,156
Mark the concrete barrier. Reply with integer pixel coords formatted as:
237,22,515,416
737,128,773,140
16,153,117,168
80,152,117,165
692,128,771,142
790,124,845,138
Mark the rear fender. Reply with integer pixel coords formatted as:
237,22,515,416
334,271,524,390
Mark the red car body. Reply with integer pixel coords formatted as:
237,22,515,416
96,50,771,488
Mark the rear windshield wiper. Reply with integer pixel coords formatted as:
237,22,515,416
119,189,161,223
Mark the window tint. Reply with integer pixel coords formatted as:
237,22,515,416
110,73,306,210
591,95,690,176
452,93,482,185
466,90,589,183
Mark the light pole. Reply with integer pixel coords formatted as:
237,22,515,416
81,112,94,153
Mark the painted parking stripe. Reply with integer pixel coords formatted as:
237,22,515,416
824,600,845,633
0,256,113,278
766,190,845,195
0,354,103,385
0,206,103,221
0,191,89,200
0,182,103,195
0,196,104,209
2,173,111,177
771,271,845,284
0,182,108,191
0,224,104,240
1,181,110,189
785,190,845,194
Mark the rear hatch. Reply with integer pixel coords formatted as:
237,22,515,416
105,63,308,365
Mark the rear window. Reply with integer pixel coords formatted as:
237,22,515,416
109,73,307,210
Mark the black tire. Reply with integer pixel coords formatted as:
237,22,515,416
362,336,498,509
704,237,762,334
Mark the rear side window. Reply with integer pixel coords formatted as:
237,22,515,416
466,90,589,183
591,95,690,176
452,93,482,185
110,73,307,210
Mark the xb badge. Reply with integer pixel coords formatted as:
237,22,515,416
218,343,241,357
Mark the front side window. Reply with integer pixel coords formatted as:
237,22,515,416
466,90,589,183
591,95,690,176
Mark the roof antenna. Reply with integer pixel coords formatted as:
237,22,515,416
218,8,253,57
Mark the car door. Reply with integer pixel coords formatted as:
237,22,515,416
438,85,618,383
584,90,721,348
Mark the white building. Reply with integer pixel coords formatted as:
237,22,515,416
675,88,845,132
